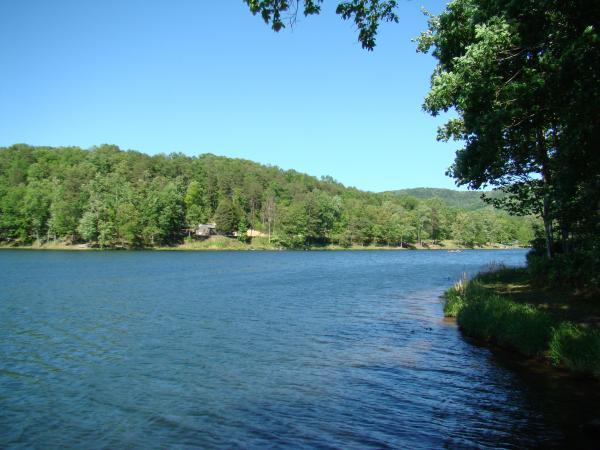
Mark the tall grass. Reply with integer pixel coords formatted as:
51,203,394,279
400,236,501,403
549,323,600,378
444,275,553,356
443,268,599,377
458,293,554,356
443,273,468,317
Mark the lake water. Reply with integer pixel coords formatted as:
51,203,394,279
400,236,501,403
1,249,598,448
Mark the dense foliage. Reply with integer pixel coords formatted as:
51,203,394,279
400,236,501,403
244,0,398,50
0,144,535,249
418,0,600,287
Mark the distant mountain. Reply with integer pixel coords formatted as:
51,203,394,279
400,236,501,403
387,187,502,210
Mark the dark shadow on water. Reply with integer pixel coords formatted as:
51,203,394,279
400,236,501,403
465,336,600,449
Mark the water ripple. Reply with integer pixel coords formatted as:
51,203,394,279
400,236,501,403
1,250,598,448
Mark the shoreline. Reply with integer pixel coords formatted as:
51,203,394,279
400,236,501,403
0,245,526,252
0,238,527,252
443,267,600,381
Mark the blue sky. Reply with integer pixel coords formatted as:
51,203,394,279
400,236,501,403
0,0,460,192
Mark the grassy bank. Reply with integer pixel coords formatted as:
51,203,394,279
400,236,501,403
444,267,600,378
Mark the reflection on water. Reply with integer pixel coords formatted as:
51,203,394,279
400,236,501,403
1,249,598,448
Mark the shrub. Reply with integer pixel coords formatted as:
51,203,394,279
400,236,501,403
549,323,600,377
527,238,600,290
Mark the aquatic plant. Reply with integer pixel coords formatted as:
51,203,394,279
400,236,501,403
443,273,468,317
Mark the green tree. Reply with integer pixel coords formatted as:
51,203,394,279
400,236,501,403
277,201,309,248
156,181,185,244
414,203,430,246
116,201,142,247
417,0,600,263
261,192,277,243
23,180,51,242
48,183,81,241
424,198,448,244
391,212,415,248
0,185,27,241
237,216,250,243
304,190,340,245
184,180,207,226
453,212,475,247
78,207,99,243
215,198,238,235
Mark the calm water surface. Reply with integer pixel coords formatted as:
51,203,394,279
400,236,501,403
1,250,598,449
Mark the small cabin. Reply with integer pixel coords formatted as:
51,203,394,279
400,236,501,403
187,223,216,238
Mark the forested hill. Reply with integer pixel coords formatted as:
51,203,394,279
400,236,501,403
389,188,502,210
0,144,537,249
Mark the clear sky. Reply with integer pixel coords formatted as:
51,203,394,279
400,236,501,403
0,0,461,192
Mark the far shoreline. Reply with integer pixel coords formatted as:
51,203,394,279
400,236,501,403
0,238,528,253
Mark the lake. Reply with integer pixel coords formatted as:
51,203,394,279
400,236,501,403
1,249,598,448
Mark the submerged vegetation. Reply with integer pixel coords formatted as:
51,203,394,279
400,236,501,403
444,267,600,379
0,144,536,250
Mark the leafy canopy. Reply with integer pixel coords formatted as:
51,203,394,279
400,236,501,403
244,0,398,50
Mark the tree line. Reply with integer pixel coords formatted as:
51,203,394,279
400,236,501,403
416,0,600,288
247,1,599,287
0,144,536,249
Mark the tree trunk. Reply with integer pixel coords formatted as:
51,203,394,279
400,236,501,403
538,129,553,260
560,222,570,254
542,196,553,259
